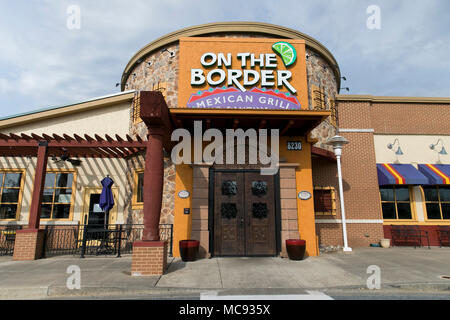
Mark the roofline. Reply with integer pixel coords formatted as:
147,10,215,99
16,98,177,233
335,94,450,104
0,90,136,130
121,21,341,91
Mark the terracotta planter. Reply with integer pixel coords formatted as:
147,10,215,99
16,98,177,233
179,240,200,262
286,239,306,260
380,238,391,248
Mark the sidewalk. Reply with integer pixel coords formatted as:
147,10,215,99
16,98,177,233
0,247,449,299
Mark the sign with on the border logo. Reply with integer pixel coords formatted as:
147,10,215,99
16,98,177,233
178,37,309,110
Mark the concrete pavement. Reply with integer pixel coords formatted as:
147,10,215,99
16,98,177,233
0,247,449,299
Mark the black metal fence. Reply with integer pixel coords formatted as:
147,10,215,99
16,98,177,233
0,225,22,256
42,223,173,258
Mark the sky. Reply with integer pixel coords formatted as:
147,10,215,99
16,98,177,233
0,0,449,118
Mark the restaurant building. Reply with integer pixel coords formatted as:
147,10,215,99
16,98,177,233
0,22,448,273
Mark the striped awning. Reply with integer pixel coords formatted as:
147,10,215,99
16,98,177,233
418,164,450,185
377,164,429,185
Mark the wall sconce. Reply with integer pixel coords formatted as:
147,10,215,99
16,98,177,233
341,76,347,81
387,138,404,155
161,48,175,58
306,53,320,60
430,139,447,155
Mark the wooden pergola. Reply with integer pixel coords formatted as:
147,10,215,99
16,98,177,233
0,91,173,245
0,132,147,158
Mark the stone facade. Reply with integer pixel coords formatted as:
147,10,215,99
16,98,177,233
305,47,338,151
123,153,175,226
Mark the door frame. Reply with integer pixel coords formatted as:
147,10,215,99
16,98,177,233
81,187,119,226
208,168,281,257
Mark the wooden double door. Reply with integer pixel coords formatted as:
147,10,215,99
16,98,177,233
213,170,278,256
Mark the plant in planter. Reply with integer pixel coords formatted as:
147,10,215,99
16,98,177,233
285,239,306,260
179,240,200,262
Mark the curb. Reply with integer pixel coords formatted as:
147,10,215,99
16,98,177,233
383,282,450,292
1,282,449,299
0,286,206,300
0,287,50,300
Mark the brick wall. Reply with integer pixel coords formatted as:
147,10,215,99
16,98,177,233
131,241,168,276
316,99,386,247
312,157,341,219
370,103,450,134
330,97,450,248
13,229,44,261
316,223,384,247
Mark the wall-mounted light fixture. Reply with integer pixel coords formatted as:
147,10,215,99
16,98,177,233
430,139,447,155
341,76,347,81
305,53,320,60
115,83,120,87
387,138,404,155
340,87,350,92
161,48,175,58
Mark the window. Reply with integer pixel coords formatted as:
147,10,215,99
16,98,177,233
380,186,413,220
422,186,450,220
314,187,336,215
0,170,25,220
132,170,144,208
41,171,75,220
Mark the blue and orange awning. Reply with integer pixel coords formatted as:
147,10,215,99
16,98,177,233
377,164,429,185
418,164,450,185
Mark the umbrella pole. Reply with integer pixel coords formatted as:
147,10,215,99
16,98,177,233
104,210,109,229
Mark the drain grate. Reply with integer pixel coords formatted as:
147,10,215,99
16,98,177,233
439,275,450,280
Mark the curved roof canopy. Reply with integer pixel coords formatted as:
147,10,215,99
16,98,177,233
121,21,341,91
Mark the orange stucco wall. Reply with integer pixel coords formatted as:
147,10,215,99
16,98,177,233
172,163,193,257
279,136,318,256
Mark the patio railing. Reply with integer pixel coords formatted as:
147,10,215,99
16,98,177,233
0,225,22,256
41,223,173,258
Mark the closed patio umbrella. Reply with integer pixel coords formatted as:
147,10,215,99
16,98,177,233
99,176,115,227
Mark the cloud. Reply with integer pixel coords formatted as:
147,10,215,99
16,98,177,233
0,0,449,117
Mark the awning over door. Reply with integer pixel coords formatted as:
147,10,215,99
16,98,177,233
418,164,450,185
377,163,429,185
